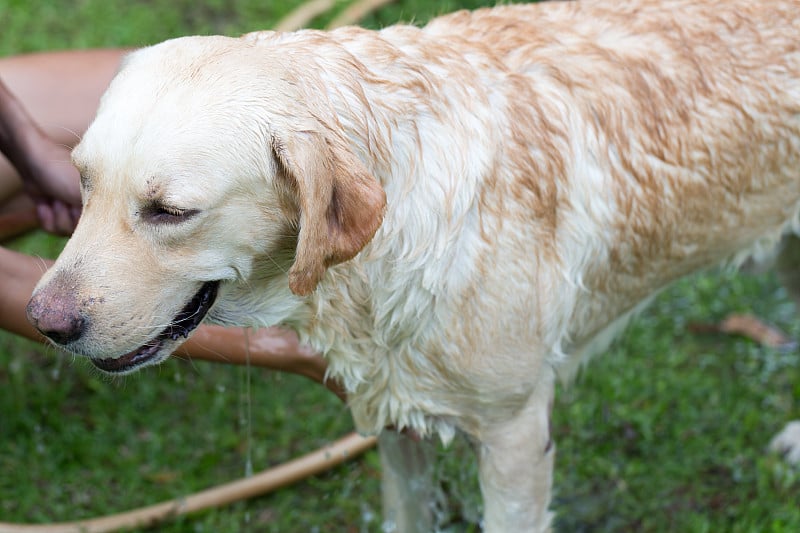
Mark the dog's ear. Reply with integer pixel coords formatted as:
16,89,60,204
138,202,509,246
271,129,385,296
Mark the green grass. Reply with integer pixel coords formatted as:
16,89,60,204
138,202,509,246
1,1,799,531
553,272,800,532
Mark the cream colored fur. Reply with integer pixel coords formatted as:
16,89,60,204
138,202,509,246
28,1,800,530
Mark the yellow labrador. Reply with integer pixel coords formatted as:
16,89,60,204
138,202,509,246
27,1,800,530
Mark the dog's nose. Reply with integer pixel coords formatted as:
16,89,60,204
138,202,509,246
26,287,86,346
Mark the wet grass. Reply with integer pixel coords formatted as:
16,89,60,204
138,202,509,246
1,1,799,531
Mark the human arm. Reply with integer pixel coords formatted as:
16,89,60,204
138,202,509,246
0,77,80,234
0,246,344,400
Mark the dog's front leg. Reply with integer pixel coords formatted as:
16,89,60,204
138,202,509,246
378,430,438,532
476,374,555,533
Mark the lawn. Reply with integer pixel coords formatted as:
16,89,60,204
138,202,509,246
1,1,799,532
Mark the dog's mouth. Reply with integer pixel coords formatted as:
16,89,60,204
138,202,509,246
91,281,220,373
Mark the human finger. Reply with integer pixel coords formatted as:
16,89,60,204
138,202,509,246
37,200,73,236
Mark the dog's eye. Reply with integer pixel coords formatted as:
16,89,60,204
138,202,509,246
145,204,199,224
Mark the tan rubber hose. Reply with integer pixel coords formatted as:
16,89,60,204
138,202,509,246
0,432,377,533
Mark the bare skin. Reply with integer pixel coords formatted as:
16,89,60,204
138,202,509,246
0,49,123,232
0,49,343,400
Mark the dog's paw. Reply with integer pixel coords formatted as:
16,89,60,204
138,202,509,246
769,421,800,464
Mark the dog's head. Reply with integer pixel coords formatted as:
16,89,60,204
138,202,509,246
26,35,385,373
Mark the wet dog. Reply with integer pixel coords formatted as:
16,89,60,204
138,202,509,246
28,1,800,530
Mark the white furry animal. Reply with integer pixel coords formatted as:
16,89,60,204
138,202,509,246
27,0,800,530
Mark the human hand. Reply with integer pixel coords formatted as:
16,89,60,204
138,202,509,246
18,128,82,235
0,77,82,235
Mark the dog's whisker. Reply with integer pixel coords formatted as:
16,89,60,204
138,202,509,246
54,126,83,144
261,252,288,275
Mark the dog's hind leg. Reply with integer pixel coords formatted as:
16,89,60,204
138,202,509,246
475,372,556,533
776,233,800,308
378,430,438,532
770,233,800,464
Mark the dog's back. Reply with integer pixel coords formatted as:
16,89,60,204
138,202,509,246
397,0,800,372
